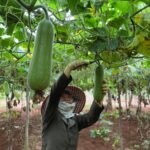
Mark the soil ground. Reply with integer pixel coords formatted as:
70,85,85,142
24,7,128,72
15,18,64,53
0,94,149,150
0,108,149,150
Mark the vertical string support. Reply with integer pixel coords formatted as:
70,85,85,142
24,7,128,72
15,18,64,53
24,81,30,150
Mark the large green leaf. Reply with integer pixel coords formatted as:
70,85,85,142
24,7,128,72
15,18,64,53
106,38,119,51
86,38,107,52
0,35,14,48
67,0,87,15
115,1,131,15
94,1,104,12
13,23,25,41
84,14,99,27
117,29,129,37
137,41,150,58
6,23,16,35
107,16,126,29
91,27,108,37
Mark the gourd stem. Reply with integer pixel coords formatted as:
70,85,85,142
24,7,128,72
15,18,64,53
30,0,37,8
16,0,37,12
16,0,30,10
130,4,150,35
34,5,49,19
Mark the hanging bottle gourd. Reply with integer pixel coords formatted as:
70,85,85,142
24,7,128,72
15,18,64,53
27,18,54,92
93,64,104,102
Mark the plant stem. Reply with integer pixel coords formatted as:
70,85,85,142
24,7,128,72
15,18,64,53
16,0,37,12
117,82,124,150
16,0,30,10
34,5,49,19
130,4,150,34
24,81,30,150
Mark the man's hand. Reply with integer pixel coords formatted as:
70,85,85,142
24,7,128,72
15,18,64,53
102,80,108,95
64,60,88,77
67,60,88,70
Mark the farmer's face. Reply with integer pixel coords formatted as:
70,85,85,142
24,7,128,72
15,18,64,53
60,93,73,104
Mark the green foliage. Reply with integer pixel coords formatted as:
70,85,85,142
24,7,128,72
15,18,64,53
141,140,150,150
0,110,21,119
67,0,87,15
103,110,119,120
90,113,113,140
112,134,121,149
90,127,111,139
0,0,150,92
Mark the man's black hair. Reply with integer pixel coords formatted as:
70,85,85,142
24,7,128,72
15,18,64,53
63,89,72,96
62,89,77,101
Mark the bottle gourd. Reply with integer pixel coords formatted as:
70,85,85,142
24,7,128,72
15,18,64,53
93,64,104,102
28,19,54,91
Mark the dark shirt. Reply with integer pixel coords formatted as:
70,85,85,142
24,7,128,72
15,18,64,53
41,73,104,150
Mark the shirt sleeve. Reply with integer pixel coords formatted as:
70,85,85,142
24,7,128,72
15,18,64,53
42,73,72,130
76,101,104,131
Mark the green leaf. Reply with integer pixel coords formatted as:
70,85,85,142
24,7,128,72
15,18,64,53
107,16,126,29
1,36,12,48
101,51,125,64
13,28,24,41
136,39,150,58
3,52,13,60
92,27,108,37
3,1,23,25
56,24,69,32
106,38,119,51
135,0,150,4
84,15,99,27
0,0,7,5
94,1,104,12
67,0,87,15
6,23,16,35
86,36,118,52
6,13,19,27
56,24,70,42
115,1,131,15
47,0,58,9
117,29,129,37
87,38,107,52
67,0,79,15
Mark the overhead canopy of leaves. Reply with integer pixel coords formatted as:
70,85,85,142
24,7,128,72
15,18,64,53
0,0,150,90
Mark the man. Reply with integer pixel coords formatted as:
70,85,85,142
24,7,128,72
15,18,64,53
41,60,107,150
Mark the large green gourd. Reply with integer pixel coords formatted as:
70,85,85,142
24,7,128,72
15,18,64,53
93,64,104,102
28,19,54,91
